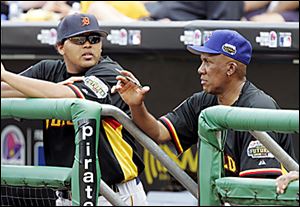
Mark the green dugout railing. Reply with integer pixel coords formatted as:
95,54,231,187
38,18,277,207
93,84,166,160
1,98,126,206
1,98,198,205
198,105,299,206
1,165,71,188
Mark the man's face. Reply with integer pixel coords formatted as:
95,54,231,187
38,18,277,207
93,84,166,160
57,32,102,73
197,53,230,94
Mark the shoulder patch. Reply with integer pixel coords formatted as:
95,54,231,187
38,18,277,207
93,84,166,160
83,76,109,99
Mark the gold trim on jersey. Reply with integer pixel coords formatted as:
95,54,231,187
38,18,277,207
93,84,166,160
224,155,237,173
45,119,73,129
239,168,283,177
102,118,138,181
160,116,183,155
280,163,288,174
67,84,85,99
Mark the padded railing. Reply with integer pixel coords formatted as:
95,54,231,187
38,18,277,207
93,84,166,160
1,98,199,205
197,105,299,206
2,98,102,206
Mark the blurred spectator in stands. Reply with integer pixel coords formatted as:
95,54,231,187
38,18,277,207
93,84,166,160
144,1,244,21
8,1,80,21
81,1,142,22
19,1,80,17
243,1,299,22
83,1,244,22
1,1,9,20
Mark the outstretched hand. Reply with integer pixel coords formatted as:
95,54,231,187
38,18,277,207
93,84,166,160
111,69,150,107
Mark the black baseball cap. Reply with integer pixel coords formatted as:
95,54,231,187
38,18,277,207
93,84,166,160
56,13,108,43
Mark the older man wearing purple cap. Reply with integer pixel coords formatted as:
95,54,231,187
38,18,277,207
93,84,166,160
113,29,296,182
1,13,147,206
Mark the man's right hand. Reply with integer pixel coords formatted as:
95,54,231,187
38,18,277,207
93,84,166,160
111,70,150,107
112,69,171,143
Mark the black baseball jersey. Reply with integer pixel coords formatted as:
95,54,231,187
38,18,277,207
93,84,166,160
21,56,144,185
159,80,296,178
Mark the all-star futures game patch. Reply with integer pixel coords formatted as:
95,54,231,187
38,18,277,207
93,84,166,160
84,76,108,99
222,43,237,55
247,140,275,159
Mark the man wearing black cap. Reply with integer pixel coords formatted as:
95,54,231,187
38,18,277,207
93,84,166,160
113,30,296,179
1,13,147,205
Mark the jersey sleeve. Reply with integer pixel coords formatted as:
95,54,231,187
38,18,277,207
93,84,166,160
19,60,64,81
158,94,201,155
69,57,124,103
19,61,46,79
69,75,111,104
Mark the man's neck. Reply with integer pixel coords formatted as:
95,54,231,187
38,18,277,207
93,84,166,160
65,63,88,75
217,80,246,106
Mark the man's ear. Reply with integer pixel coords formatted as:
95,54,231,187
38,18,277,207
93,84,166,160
227,62,237,76
56,43,64,56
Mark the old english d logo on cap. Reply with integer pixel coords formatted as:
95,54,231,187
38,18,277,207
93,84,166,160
81,16,90,26
56,13,108,43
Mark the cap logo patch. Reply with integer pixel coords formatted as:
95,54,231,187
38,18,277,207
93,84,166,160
222,43,236,55
81,17,90,26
